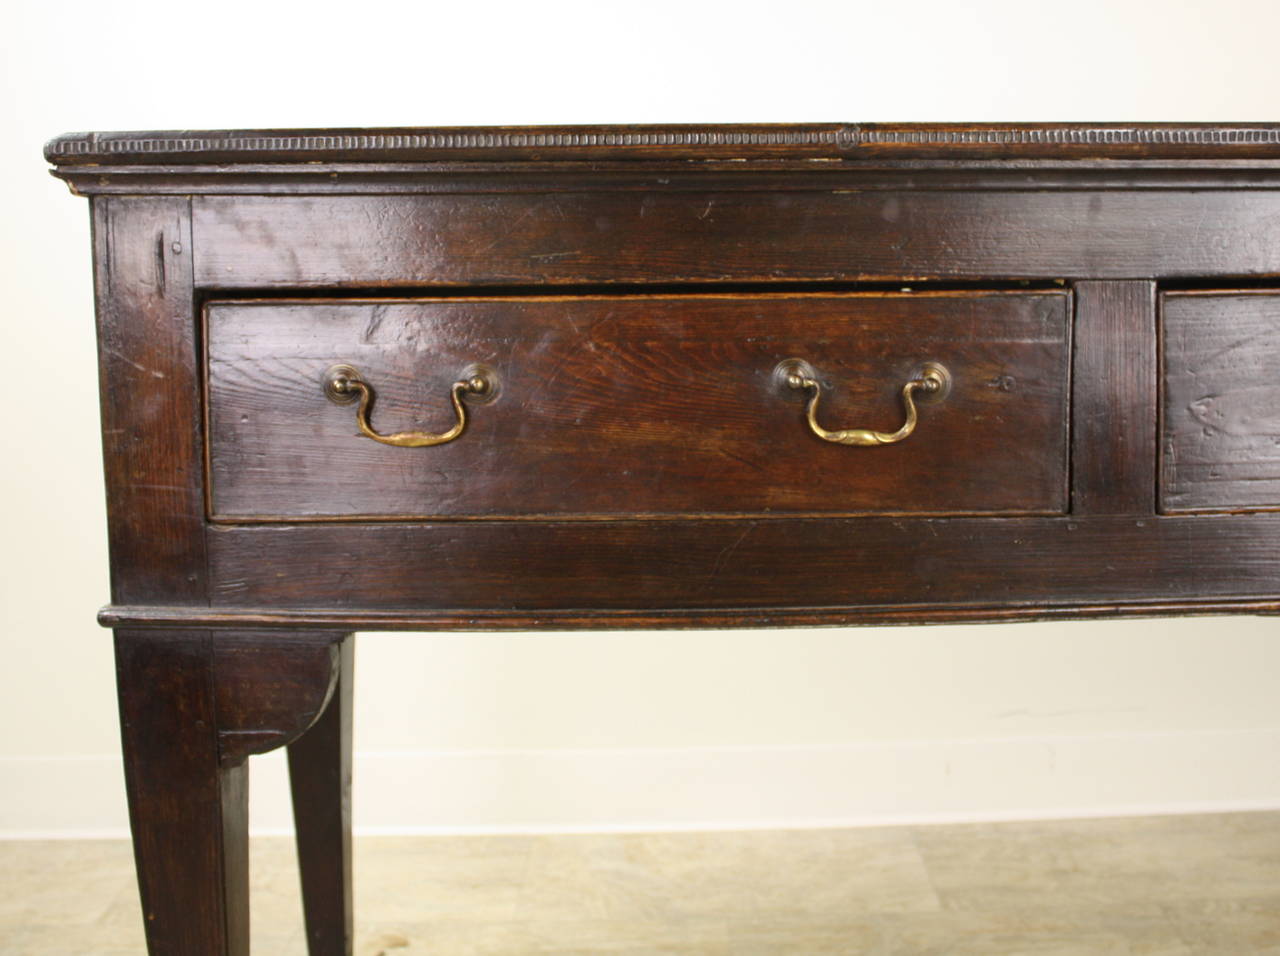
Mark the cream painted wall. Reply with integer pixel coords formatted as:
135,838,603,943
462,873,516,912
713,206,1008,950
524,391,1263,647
4,0,1280,835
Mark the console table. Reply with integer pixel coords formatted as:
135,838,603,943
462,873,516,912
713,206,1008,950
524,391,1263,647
47,123,1280,954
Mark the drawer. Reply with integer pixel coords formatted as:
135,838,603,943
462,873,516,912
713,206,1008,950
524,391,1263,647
1162,290,1280,512
205,291,1070,520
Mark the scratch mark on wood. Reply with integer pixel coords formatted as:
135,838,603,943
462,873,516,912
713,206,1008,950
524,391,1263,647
530,250,582,262
708,524,754,582
362,304,388,342
103,346,166,378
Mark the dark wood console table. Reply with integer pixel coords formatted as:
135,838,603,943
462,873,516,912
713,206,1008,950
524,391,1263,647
47,123,1280,954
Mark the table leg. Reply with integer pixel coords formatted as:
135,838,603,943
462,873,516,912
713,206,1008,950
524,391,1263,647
116,628,251,955
288,636,354,956
115,628,350,955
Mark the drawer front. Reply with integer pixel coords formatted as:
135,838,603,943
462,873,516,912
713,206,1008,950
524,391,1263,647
206,292,1070,520
1162,291,1280,512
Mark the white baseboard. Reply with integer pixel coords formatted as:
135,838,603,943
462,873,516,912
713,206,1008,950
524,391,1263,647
5,729,1280,838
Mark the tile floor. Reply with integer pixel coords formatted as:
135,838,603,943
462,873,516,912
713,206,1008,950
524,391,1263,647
4,812,1280,953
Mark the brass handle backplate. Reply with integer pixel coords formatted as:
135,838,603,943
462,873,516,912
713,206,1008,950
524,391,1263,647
776,359,950,446
323,363,496,447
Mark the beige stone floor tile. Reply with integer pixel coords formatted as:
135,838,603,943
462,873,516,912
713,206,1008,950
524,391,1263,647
728,914,886,955
346,918,732,955
0,928,142,956
518,827,936,926
354,834,535,923
1162,896,1280,954
1038,813,1280,902
875,906,1193,955
519,831,759,923
0,840,134,928
741,826,939,919
509,916,731,954
354,929,414,956
914,812,1280,911
6,812,1280,952
912,819,1093,908
0,920,299,956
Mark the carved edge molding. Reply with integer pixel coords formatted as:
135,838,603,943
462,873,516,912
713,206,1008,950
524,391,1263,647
860,125,1280,147
46,124,1280,166
45,126,853,162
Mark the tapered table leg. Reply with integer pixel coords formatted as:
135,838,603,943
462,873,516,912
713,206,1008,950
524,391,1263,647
116,628,350,954
116,629,251,956
288,635,354,955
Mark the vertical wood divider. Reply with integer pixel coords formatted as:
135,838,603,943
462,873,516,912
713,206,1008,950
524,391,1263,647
1071,280,1158,515
92,196,207,605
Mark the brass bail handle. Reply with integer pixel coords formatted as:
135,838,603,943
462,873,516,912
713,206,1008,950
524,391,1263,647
777,360,951,446
323,363,496,448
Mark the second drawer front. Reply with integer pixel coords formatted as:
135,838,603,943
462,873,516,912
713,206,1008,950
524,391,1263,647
206,292,1069,519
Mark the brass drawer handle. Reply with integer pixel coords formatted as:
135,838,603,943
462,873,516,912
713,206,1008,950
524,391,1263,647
323,364,495,447
777,360,950,446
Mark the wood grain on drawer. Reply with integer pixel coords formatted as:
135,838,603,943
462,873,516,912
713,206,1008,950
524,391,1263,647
1162,291,1280,512
205,292,1069,520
